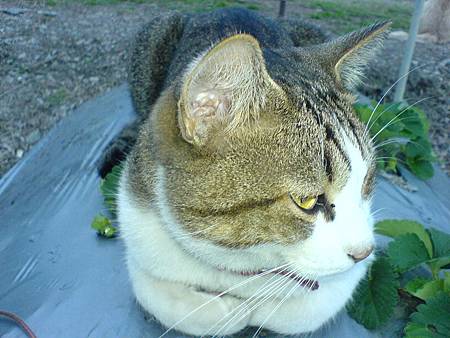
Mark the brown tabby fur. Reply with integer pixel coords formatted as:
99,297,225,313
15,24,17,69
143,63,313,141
124,9,389,248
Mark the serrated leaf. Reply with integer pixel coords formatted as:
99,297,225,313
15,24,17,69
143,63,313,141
354,103,372,123
406,158,434,180
406,279,444,301
405,292,450,338
387,233,430,272
375,220,433,257
404,322,438,338
91,214,117,238
100,164,123,215
405,142,423,158
427,228,450,274
385,157,398,173
404,277,432,295
347,257,399,330
428,257,450,274
428,228,450,257
444,272,450,293
403,120,426,138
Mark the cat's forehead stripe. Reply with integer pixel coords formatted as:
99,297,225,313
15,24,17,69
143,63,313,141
292,81,370,163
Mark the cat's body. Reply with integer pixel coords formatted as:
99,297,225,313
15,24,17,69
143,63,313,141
118,8,389,336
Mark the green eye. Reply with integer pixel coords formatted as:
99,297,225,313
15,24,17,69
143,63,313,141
290,193,318,210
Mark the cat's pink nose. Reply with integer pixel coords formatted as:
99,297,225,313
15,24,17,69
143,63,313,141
347,246,373,263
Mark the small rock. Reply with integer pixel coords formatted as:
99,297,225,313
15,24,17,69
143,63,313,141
26,130,41,144
0,7,27,16
438,58,450,68
389,31,408,41
89,76,99,83
37,10,57,17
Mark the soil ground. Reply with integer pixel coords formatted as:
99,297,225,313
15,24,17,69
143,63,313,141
1,0,449,177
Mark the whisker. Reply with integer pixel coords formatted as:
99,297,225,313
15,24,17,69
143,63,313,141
251,270,310,337
365,101,399,136
370,97,431,143
207,265,294,337
373,137,407,149
363,64,428,138
157,262,291,338
171,223,221,241
244,270,300,315
365,95,421,137
371,207,387,216
375,156,408,165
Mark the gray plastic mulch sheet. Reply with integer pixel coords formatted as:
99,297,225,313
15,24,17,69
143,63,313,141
0,84,449,338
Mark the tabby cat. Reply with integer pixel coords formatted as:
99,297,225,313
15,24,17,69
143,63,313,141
117,8,390,336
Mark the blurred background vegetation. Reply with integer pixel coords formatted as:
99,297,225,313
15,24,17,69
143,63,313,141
43,0,414,34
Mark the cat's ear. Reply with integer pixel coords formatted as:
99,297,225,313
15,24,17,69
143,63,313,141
178,34,279,146
317,22,391,89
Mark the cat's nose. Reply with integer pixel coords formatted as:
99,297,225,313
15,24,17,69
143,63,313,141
347,246,374,263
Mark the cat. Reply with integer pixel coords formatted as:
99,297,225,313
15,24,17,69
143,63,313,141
117,8,390,336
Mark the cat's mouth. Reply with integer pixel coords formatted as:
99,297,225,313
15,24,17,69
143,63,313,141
238,268,319,291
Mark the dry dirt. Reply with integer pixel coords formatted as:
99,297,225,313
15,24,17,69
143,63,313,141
0,1,449,177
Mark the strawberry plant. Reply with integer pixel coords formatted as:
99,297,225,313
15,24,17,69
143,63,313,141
90,164,122,237
347,219,450,337
355,102,436,180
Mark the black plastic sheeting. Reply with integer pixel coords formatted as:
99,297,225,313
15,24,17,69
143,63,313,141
1,85,449,338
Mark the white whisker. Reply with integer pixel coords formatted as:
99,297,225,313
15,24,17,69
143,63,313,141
251,269,312,337
370,97,431,143
158,262,290,338
207,265,294,337
171,223,221,241
365,101,399,136
363,64,427,138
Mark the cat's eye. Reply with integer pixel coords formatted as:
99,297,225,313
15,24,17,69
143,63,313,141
289,193,318,210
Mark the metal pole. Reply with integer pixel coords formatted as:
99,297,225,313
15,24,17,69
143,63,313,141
393,0,425,102
278,0,286,18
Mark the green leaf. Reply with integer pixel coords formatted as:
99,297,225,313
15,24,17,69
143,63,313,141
405,279,444,301
385,157,398,173
347,257,399,330
403,120,426,138
428,257,450,275
427,228,450,274
405,292,450,338
444,272,450,293
100,164,123,215
405,142,424,158
406,139,433,159
404,277,432,295
355,102,435,179
404,322,439,338
375,220,433,257
406,158,434,180
387,233,430,272
91,214,117,238
428,228,450,257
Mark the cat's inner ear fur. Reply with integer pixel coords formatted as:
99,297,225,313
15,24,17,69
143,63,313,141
317,21,391,89
178,34,279,146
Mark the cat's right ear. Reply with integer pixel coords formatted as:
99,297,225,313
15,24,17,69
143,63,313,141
312,21,391,90
178,34,280,146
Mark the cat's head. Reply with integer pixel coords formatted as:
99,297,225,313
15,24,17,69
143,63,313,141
152,22,390,280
